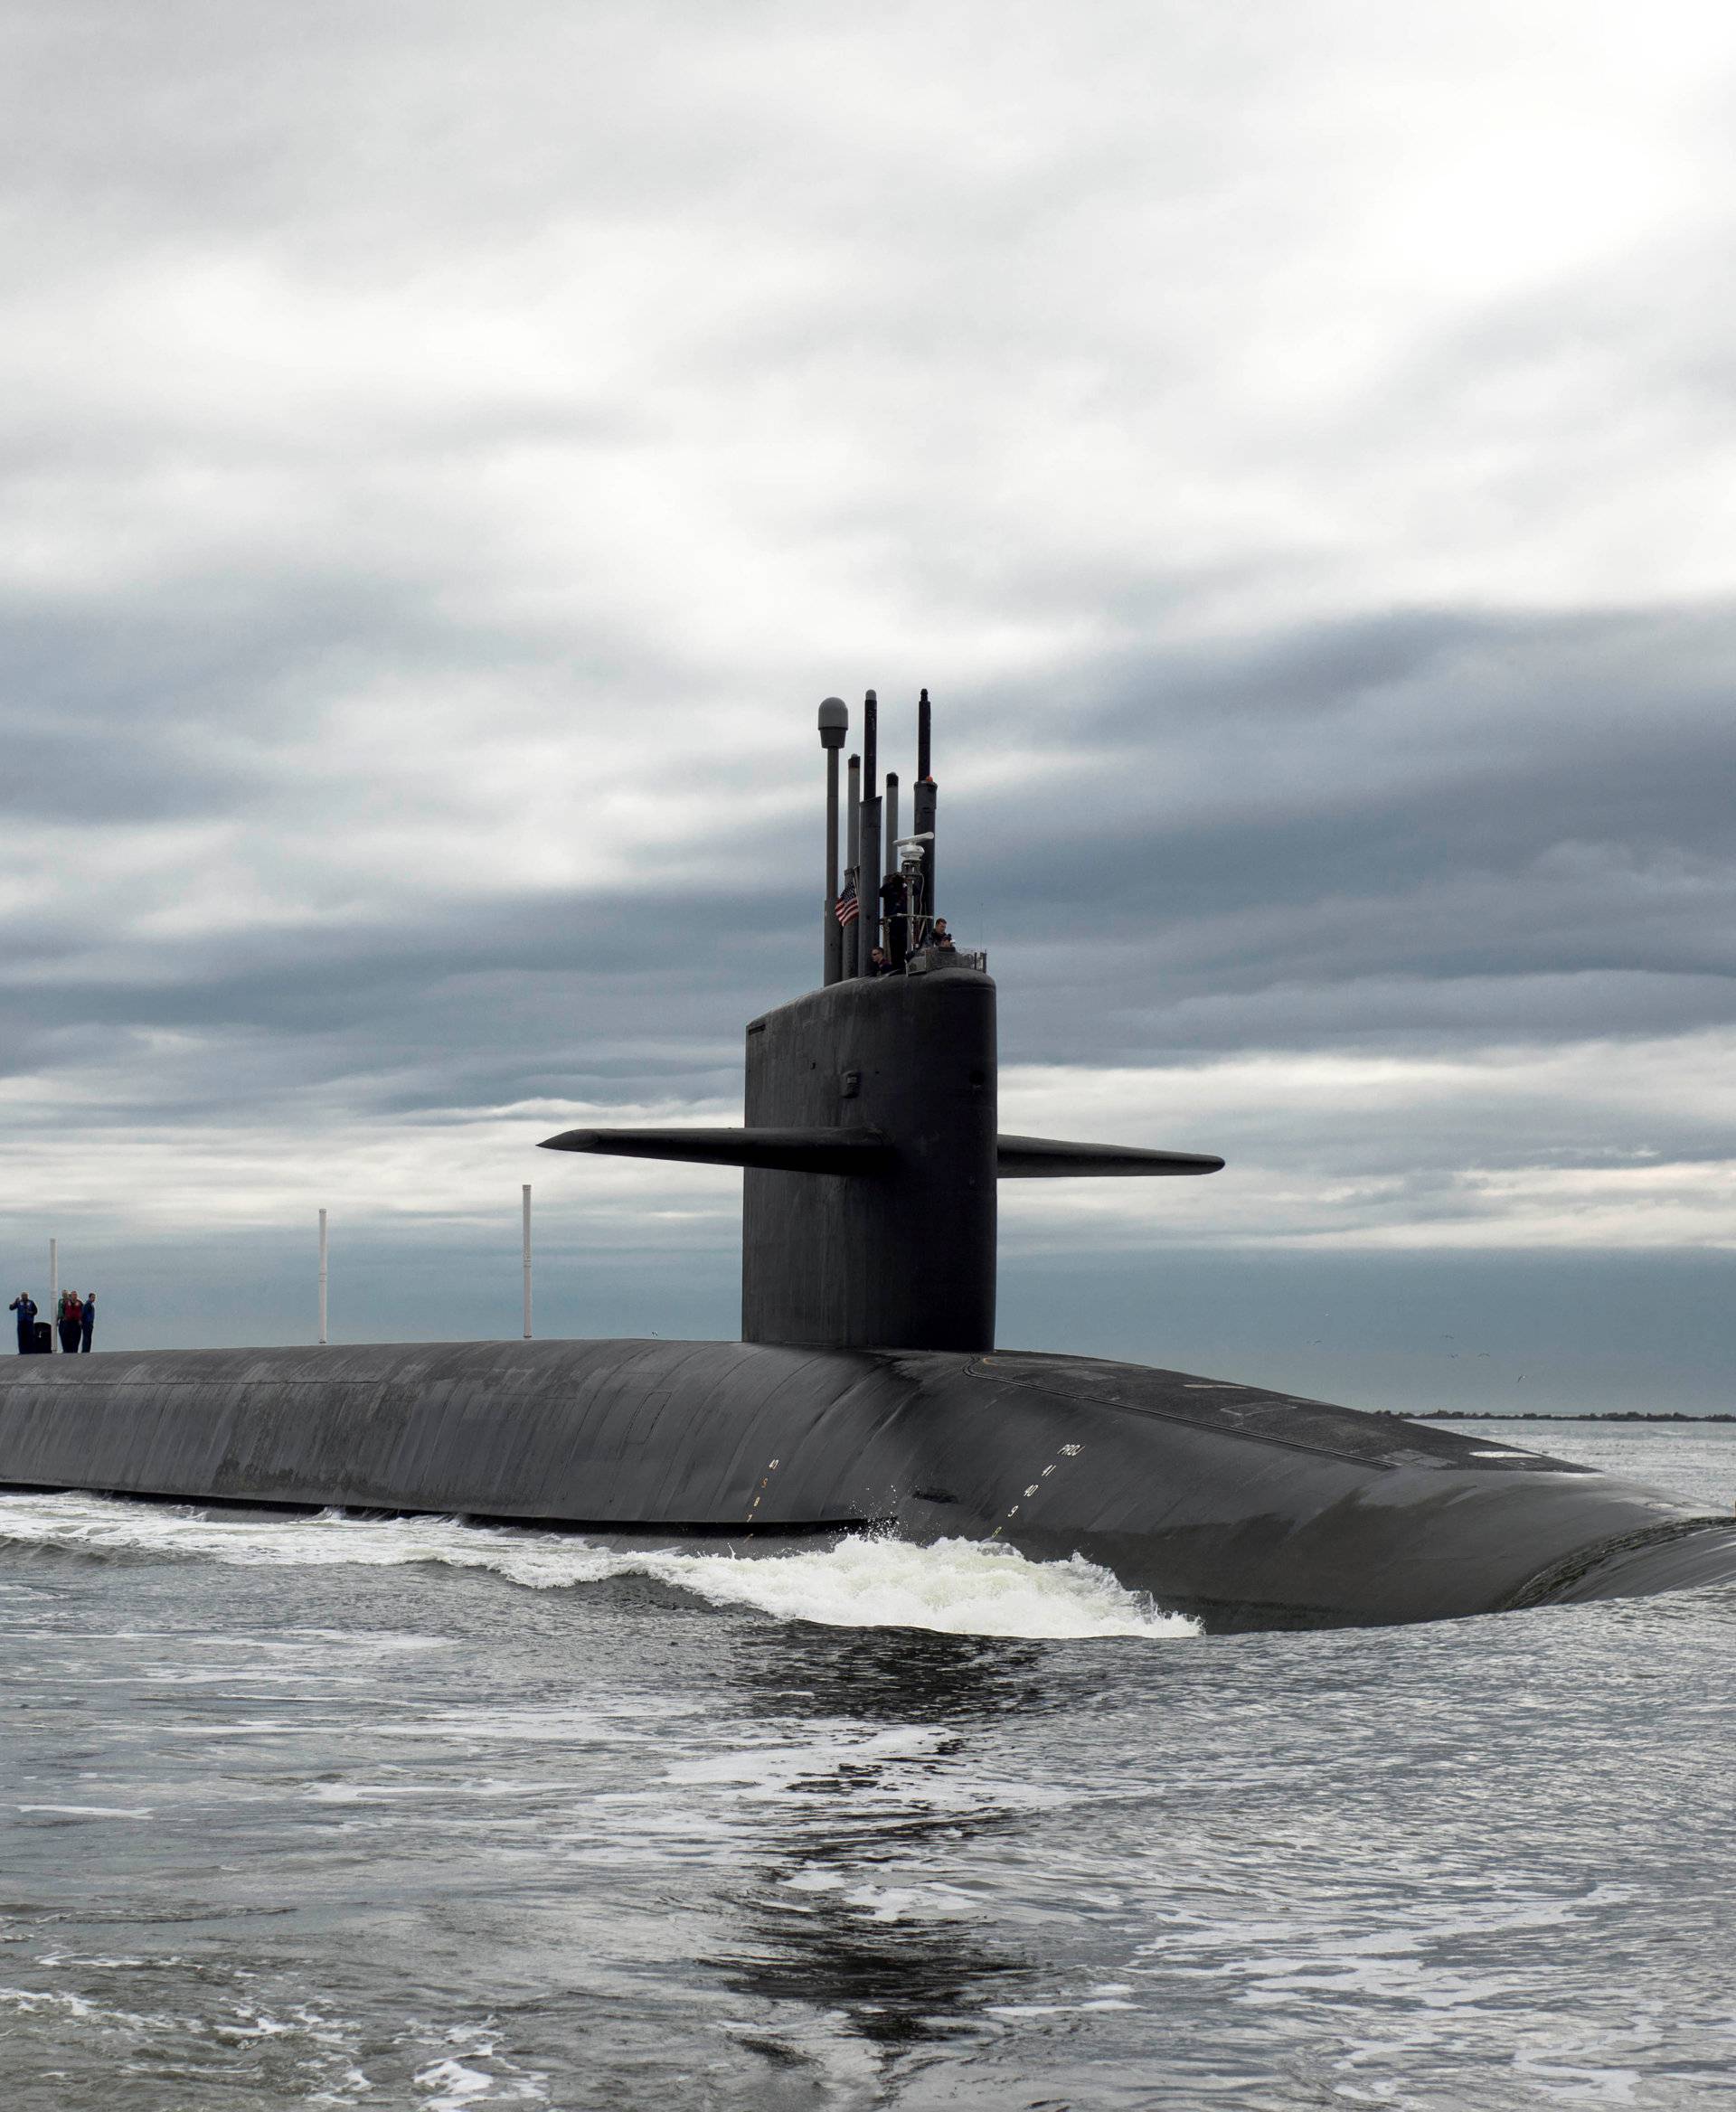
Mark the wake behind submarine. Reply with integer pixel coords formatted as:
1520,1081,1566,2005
5,690,1735,1632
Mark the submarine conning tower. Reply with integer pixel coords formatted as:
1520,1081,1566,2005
542,690,1224,1352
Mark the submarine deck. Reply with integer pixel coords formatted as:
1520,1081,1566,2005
3,1338,1733,1631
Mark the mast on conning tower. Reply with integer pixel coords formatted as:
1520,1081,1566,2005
818,696,847,985
858,690,881,977
883,770,901,969
910,688,938,949
844,751,861,978
838,685,940,967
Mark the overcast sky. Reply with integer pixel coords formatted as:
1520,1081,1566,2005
4,1,1732,1410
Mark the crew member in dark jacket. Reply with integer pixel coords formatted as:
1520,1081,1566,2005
80,1293,96,1353
931,918,956,952
9,1294,35,1353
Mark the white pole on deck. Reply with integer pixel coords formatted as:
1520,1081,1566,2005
522,1183,533,1340
48,1237,58,1352
317,1209,328,1344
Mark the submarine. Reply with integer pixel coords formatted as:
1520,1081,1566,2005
4,689,1735,1633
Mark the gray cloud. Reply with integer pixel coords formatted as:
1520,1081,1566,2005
5,599,1733,1133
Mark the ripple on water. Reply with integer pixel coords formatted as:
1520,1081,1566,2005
1,1428,1733,2108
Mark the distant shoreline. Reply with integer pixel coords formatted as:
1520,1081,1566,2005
1392,1410,1736,1424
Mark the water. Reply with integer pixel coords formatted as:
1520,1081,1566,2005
2,1419,1733,2109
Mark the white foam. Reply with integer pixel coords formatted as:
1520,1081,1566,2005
412,2024,550,2109
0,1493,1197,1641
413,2059,504,2108
655,1532,1195,1638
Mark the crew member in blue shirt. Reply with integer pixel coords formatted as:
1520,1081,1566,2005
9,1292,37,1353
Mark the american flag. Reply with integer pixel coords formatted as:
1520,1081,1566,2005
835,873,859,928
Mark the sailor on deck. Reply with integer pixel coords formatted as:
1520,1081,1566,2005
9,1294,35,1354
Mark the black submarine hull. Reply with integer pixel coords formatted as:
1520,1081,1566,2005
3,1338,1732,1632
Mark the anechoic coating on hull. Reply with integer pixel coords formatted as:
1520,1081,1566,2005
2,1337,1732,1632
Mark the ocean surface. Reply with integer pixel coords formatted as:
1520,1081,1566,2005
2,1419,1733,2110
